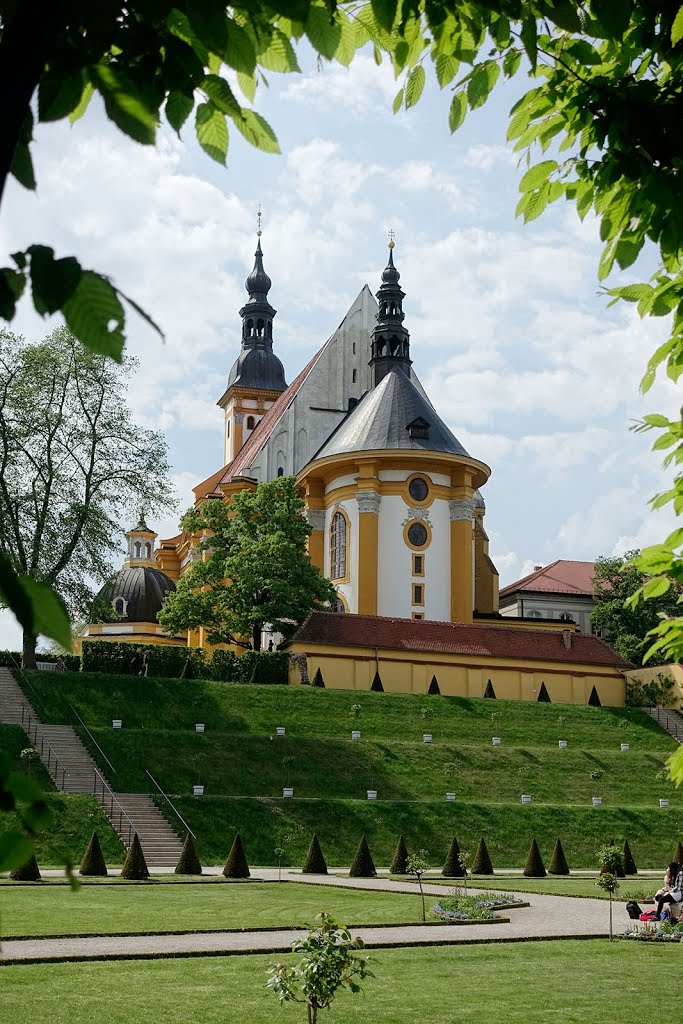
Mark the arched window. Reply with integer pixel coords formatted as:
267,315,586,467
112,596,128,617
145,542,151,558
559,612,574,622
246,415,255,430
335,595,347,613
134,541,141,557
247,318,254,337
256,318,264,337
330,510,347,580
527,609,542,619
277,467,284,477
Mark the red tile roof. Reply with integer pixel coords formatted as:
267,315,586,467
287,611,631,668
499,560,596,600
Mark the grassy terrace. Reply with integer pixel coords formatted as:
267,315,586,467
2,943,682,1023
417,873,661,901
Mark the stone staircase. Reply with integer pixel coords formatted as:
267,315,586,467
0,668,183,867
643,705,683,744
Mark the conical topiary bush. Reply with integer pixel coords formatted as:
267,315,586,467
673,840,683,864
80,830,108,877
623,839,637,875
471,836,494,875
223,833,250,879
442,835,466,877
371,671,384,692
10,853,41,881
390,835,410,875
121,833,150,880
483,679,496,699
302,833,328,874
175,833,202,875
428,675,440,695
548,837,570,876
312,668,325,688
523,838,546,878
349,835,377,878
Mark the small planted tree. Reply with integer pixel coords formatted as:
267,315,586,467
224,833,250,879
601,840,625,878
596,844,623,941
390,835,410,875
20,747,38,778
471,836,494,876
80,830,108,877
120,833,149,881
523,838,546,878
302,834,328,875
175,833,202,876
407,852,429,922
349,836,376,878
350,704,361,720
9,853,41,881
548,838,570,876
267,913,374,1024
442,836,466,879
623,839,638,875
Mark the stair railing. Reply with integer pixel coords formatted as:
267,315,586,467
145,769,196,839
646,706,683,742
20,704,68,790
69,703,117,775
92,767,136,847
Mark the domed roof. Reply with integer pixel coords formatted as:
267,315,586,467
227,346,287,392
96,566,175,623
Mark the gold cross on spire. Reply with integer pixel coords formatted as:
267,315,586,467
257,204,263,237
388,228,395,249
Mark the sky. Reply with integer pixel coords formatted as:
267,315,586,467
1,47,680,648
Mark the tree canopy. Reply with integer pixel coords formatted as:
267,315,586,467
158,476,337,650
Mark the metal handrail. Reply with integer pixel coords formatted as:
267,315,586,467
646,706,683,742
69,703,116,775
145,769,195,839
92,767,136,847
20,704,68,790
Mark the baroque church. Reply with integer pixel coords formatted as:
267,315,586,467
82,231,630,705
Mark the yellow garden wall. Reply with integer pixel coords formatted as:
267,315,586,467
625,664,683,709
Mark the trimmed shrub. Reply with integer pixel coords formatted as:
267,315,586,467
548,837,570,876
673,840,683,864
312,668,325,689
537,682,551,703
302,833,328,874
349,835,377,877
483,680,496,699
81,640,206,679
600,840,625,877
390,834,410,875
523,837,547,878
120,833,150,880
208,648,239,682
471,836,494,875
175,833,202,875
371,672,384,693
0,651,79,670
588,685,601,707
223,833,250,878
623,839,638,875
10,853,41,881
442,835,466,877
237,651,288,685
428,675,440,695
80,831,108,877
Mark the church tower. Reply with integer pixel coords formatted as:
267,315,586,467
369,235,412,385
217,215,287,464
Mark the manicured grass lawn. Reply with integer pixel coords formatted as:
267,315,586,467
1,881,430,938
0,794,124,866
1,941,681,1023
419,873,660,901
1,724,54,789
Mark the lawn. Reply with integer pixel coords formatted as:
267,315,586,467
419,873,661,901
0,881,431,938
0,794,124,866
1,941,680,1023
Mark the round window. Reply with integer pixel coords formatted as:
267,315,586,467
408,477,429,501
407,522,428,548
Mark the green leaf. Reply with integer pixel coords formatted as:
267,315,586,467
371,0,397,32
237,71,257,103
202,75,241,117
0,552,33,635
334,13,357,67
92,64,158,145
10,140,36,190
642,576,672,600
673,5,683,45
0,832,33,873
0,267,26,319
28,245,81,316
668,746,683,787
20,578,72,648
547,1,582,33
610,283,653,303
434,53,459,88
38,66,86,122
519,161,558,193
507,104,530,142
195,102,229,164
520,16,538,69
233,109,281,154
166,90,194,134
62,271,125,361
69,81,94,124
306,5,341,60
186,0,229,56
467,62,500,110
392,87,404,114
405,66,425,109
522,184,550,223
225,21,257,75
615,237,642,271
502,48,521,79
448,91,467,133
257,28,301,73
593,0,632,40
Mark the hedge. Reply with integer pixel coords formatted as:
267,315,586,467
80,641,288,684
236,651,288,685
0,650,79,670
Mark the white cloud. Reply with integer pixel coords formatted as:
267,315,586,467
463,144,514,171
282,55,397,114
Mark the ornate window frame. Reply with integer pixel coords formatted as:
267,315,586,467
329,506,350,582
403,518,432,551
112,596,128,617
402,472,434,508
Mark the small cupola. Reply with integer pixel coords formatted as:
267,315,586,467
370,234,412,387
124,511,157,566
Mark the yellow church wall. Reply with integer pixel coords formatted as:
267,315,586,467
286,641,626,706
624,664,683,709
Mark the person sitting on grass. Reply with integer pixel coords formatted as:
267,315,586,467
655,862,683,920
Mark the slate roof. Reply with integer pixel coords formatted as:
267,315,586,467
288,611,631,668
97,566,176,623
314,366,470,460
227,346,287,393
499,560,596,600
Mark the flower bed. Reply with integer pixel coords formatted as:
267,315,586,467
623,922,683,943
433,892,525,922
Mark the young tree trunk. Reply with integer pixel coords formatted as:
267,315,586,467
22,631,37,670
609,893,613,941
252,622,262,652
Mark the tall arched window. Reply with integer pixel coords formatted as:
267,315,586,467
330,510,347,580
134,541,141,557
246,415,255,430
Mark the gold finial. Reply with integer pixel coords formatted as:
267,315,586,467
388,228,395,250
257,204,263,237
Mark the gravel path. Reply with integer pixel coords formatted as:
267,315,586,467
0,870,618,964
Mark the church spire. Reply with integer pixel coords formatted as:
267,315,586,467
370,233,412,387
240,210,276,346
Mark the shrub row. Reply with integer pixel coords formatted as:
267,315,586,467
0,650,80,670
80,641,288,684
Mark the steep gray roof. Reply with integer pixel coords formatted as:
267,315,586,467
314,366,470,460
97,566,176,623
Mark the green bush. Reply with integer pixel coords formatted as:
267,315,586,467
80,831,108,877
471,836,494,875
237,651,288,685
10,853,41,881
175,833,202,875
390,834,410,875
523,837,547,878
207,648,239,682
548,837,570,876
301,833,328,874
120,833,150,880
312,668,325,688
623,839,638,875
81,640,206,679
0,650,79,670
223,833,250,878
349,835,376,878
442,835,465,877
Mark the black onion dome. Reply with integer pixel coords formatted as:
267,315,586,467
381,246,400,284
227,347,287,391
96,567,175,623
245,239,272,301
